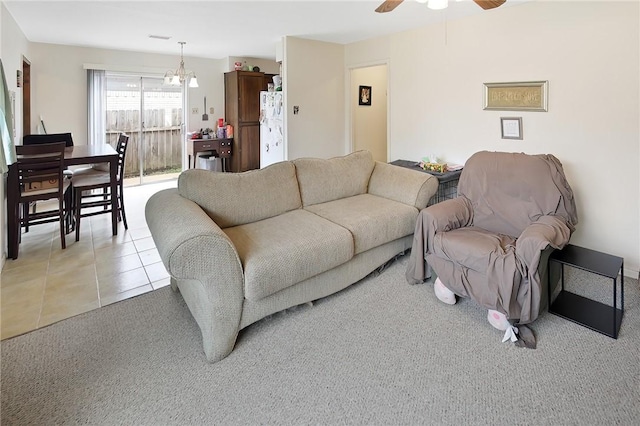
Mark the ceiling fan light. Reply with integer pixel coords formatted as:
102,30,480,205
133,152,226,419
428,0,448,10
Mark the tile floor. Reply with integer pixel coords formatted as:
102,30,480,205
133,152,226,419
0,179,178,340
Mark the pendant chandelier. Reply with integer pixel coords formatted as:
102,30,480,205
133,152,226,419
164,41,198,88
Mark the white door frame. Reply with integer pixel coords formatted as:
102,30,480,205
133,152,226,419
345,59,390,161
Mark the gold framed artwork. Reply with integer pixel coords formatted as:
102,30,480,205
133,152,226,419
483,81,548,112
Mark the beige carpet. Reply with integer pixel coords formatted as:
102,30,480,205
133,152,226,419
2,254,639,425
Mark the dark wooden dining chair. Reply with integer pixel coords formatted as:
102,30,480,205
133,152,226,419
15,142,72,249
22,133,74,223
72,133,130,241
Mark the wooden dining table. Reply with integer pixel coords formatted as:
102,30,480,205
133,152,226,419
6,144,119,259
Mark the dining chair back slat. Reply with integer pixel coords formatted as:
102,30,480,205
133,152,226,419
72,133,131,241
15,142,71,249
23,133,74,147
22,133,75,217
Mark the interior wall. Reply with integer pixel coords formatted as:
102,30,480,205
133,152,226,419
183,56,226,133
346,1,640,276
351,65,387,162
28,43,224,141
1,1,30,265
283,36,345,160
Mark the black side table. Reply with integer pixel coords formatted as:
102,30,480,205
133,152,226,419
548,244,624,338
389,160,462,205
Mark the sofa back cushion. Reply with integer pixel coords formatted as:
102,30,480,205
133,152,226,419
178,161,302,228
293,150,375,207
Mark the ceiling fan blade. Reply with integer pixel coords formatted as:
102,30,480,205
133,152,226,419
473,0,506,10
375,0,404,13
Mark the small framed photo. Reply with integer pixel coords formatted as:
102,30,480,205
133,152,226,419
359,85,371,106
501,117,523,140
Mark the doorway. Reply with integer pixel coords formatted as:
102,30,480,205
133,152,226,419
105,73,183,186
350,64,388,162
21,58,31,135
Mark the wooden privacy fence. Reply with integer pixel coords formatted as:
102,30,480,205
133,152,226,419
105,108,183,177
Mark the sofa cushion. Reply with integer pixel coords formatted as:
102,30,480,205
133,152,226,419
293,150,375,207
305,194,419,255
178,161,302,228
223,209,354,301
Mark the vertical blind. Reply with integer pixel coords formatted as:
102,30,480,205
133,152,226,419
87,69,106,146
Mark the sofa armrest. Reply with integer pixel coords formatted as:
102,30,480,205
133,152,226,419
368,161,439,209
516,215,572,269
405,197,473,284
146,188,246,362
514,215,572,323
145,188,243,281
420,197,474,233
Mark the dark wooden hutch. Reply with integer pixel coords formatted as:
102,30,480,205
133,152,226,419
224,71,275,172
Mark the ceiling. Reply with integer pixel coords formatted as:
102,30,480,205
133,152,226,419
4,0,531,60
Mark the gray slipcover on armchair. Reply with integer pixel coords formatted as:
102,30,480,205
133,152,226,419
406,151,578,329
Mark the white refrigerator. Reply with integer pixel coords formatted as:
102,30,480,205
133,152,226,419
259,91,285,168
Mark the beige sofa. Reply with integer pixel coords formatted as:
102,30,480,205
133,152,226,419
146,151,438,362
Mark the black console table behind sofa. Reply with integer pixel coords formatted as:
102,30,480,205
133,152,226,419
390,160,462,205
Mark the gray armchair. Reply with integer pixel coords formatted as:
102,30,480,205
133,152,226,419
406,151,578,326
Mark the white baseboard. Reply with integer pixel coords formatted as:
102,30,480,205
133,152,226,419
624,267,639,280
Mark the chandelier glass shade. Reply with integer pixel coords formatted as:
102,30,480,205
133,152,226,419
164,42,198,88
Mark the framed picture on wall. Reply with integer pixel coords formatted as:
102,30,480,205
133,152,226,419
484,81,548,112
501,117,523,140
359,85,372,106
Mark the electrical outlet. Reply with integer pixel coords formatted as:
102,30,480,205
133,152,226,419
210,107,215,114
192,107,199,114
